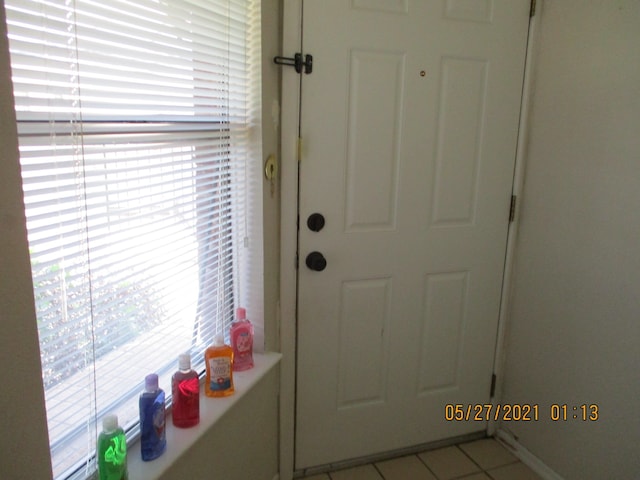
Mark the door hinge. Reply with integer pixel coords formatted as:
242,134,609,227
297,137,303,163
490,373,497,397
273,53,313,74
509,195,517,223
530,0,536,17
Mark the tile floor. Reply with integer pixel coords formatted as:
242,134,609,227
301,438,542,480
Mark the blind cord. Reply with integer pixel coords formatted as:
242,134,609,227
65,1,100,474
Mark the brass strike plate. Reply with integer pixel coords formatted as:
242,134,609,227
264,154,278,181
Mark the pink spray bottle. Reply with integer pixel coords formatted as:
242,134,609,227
230,307,254,371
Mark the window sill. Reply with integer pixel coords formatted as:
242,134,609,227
126,352,281,480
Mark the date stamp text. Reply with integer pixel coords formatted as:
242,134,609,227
444,404,599,422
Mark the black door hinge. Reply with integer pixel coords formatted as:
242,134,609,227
490,373,497,397
274,53,313,74
530,0,536,17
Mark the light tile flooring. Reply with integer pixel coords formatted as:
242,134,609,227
302,438,542,480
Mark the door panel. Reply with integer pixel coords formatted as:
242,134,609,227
295,0,530,469
418,271,469,392
431,57,487,225
337,278,392,408
345,50,404,231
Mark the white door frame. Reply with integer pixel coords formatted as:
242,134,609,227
488,1,541,436
278,2,303,479
277,1,542,478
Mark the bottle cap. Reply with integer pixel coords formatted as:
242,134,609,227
103,414,118,432
213,334,225,347
236,307,246,321
178,353,191,370
145,373,159,392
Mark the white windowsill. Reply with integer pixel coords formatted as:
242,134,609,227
126,352,281,480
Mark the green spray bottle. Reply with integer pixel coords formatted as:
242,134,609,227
97,414,128,480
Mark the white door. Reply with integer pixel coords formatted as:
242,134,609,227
295,0,530,469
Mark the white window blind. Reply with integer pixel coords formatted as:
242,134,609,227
5,0,262,478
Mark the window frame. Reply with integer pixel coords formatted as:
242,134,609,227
5,0,263,478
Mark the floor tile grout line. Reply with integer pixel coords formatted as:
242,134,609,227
415,451,444,480
455,441,523,477
455,443,486,473
371,461,384,479
484,469,497,480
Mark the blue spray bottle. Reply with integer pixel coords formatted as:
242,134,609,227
139,373,166,461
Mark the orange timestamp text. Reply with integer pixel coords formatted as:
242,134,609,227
444,404,600,422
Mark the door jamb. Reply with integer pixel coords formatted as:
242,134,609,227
488,1,541,435
279,1,302,479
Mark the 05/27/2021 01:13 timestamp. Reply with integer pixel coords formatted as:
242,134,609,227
444,403,599,422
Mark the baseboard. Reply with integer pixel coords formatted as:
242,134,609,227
495,429,564,480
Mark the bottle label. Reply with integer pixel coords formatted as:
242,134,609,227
208,357,232,391
235,331,252,353
178,377,200,397
104,434,127,466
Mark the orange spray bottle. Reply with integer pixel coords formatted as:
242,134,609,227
204,334,234,397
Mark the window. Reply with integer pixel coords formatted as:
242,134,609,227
5,0,262,478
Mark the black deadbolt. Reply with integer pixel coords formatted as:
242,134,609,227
307,213,326,232
305,251,327,272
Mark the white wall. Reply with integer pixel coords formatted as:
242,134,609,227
261,0,282,354
501,1,640,479
0,1,281,478
158,369,278,480
0,2,53,477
